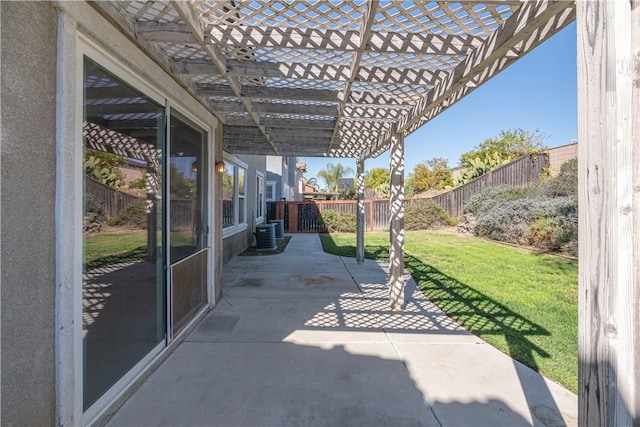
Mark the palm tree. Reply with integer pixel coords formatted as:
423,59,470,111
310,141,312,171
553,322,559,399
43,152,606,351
317,162,354,192
305,177,320,191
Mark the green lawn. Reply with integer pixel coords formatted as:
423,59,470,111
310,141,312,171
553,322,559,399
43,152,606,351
320,231,578,393
84,230,147,270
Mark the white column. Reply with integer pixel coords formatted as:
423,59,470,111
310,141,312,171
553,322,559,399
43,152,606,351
356,159,365,264
388,133,405,310
577,1,639,425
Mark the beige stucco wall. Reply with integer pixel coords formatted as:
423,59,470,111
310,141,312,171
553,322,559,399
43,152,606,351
547,143,578,177
1,2,58,425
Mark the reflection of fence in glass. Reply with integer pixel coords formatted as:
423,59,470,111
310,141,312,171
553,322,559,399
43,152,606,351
86,176,194,231
223,200,234,227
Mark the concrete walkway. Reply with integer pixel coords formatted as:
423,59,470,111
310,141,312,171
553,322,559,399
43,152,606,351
107,234,577,427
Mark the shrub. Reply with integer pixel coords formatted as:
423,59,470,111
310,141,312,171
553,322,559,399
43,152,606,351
84,193,104,216
527,158,578,199
474,197,577,246
464,185,527,215
318,209,356,233
405,200,456,230
548,158,578,198
107,202,147,229
526,216,577,253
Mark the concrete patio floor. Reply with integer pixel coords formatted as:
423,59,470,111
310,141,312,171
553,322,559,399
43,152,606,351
107,233,577,427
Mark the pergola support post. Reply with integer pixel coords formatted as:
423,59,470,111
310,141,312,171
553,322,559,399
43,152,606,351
388,132,405,310
577,1,640,425
356,159,365,264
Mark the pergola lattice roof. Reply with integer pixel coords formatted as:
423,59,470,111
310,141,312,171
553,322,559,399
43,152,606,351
93,0,575,159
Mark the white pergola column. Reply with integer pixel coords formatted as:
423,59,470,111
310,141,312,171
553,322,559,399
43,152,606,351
388,133,405,310
577,2,639,425
356,159,365,264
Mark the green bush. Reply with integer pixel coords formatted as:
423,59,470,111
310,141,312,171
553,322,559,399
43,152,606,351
405,200,456,230
318,209,356,233
107,202,147,229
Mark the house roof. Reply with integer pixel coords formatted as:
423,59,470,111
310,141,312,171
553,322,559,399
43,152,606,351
91,1,575,160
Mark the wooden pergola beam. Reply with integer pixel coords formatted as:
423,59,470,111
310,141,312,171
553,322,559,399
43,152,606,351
266,127,334,138
204,25,483,55
224,135,334,146
212,100,338,116
199,84,338,102
330,0,378,153
225,116,336,129
170,1,279,154
174,58,445,87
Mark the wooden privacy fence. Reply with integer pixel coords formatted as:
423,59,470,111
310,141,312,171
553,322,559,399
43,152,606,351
429,153,549,217
267,153,548,233
85,176,195,230
85,176,141,218
267,199,390,233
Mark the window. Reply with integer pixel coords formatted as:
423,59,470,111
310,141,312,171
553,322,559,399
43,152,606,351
238,167,246,225
256,173,265,221
222,162,235,228
266,181,276,202
222,154,248,235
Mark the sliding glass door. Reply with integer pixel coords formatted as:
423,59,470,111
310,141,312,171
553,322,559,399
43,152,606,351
168,114,208,335
82,57,165,410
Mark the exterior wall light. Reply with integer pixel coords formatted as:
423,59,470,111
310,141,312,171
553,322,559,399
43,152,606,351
215,161,225,173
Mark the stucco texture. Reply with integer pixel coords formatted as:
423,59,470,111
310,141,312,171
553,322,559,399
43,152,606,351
1,2,58,425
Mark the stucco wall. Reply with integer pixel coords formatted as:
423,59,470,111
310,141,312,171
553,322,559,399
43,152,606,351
1,2,58,425
547,143,578,177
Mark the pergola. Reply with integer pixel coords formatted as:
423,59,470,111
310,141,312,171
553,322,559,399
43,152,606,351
89,1,638,425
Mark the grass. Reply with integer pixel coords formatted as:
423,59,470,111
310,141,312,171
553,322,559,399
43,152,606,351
84,230,147,270
320,230,578,393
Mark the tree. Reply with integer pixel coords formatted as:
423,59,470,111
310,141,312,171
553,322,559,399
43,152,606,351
170,164,196,199
406,158,453,195
305,177,320,191
459,128,547,167
363,167,390,199
317,162,354,192
364,168,389,189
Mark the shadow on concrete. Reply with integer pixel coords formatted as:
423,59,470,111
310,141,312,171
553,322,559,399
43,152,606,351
106,234,576,426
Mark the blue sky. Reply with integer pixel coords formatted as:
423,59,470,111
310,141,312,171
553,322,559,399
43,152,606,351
301,22,577,182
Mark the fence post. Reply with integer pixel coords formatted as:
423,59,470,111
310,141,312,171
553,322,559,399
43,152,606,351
356,159,365,263
288,203,298,233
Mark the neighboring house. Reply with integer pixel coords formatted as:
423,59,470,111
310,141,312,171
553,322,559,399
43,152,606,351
265,155,304,201
337,178,355,191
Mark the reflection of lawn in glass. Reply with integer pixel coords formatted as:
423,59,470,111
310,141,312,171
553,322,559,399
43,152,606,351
84,230,147,270
170,231,196,247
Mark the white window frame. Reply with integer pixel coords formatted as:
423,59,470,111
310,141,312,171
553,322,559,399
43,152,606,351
222,152,248,238
266,181,277,202
256,171,265,224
